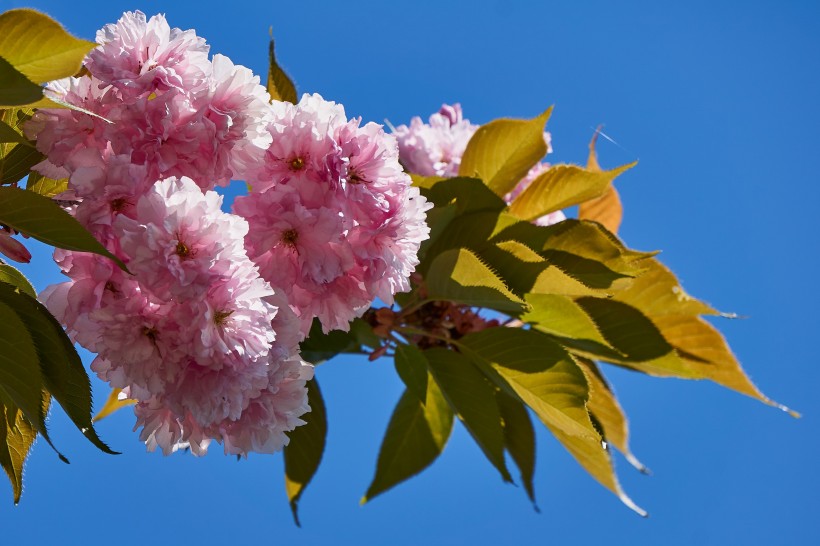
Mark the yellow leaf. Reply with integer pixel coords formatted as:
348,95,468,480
267,32,297,104
458,328,645,515
613,259,798,416
578,129,624,234
459,108,553,197
92,388,135,423
575,357,647,473
0,392,49,504
0,9,96,84
509,162,635,222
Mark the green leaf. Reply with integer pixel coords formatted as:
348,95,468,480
0,264,35,297
419,211,501,275
0,9,97,84
350,317,381,350
299,318,362,364
458,328,592,439
426,248,526,314
509,162,635,220
0,186,126,270
575,357,646,473
267,33,297,104
611,258,796,415
0,299,59,458
284,378,327,526
522,293,623,360
424,347,512,482
92,388,134,423
26,171,68,198
0,394,42,504
0,142,44,185
0,56,43,107
457,327,645,515
394,344,428,404
422,177,507,215
0,281,116,454
459,108,553,197
362,380,454,503
496,389,537,508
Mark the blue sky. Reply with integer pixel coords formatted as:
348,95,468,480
3,1,819,544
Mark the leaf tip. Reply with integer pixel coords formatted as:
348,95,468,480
289,502,302,527
625,452,651,475
619,491,648,518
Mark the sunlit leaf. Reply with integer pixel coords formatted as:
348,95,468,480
578,129,623,234
424,347,512,482
26,171,68,197
92,388,134,423
0,9,96,84
0,282,116,454
394,344,428,404
362,380,454,503
523,293,623,360
611,259,796,414
459,108,552,197
479,240,601,297
267,32,297,104
490,218,650,291
0,264,35,297
409,173,445,190
509,162,635,221
496,389,537,508
458,328,593,439
575,357,646,473
457,327,645,514
0,107,33,154
426,248,526,314
0,186,126,270
284,378,327,526
0,392,45,504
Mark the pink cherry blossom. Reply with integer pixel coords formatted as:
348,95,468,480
86,11,211,97
114,177,248,300
393,103,478,177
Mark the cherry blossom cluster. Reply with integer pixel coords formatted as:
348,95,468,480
28,12,312,456
233,94,432,334
394,104,565,226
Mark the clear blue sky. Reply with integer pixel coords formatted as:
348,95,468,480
3,1,818,544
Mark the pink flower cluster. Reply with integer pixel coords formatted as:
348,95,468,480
393,103,478,177
394,104,565,226
27,11,433,456
29,12,312,456
234,94,432,333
